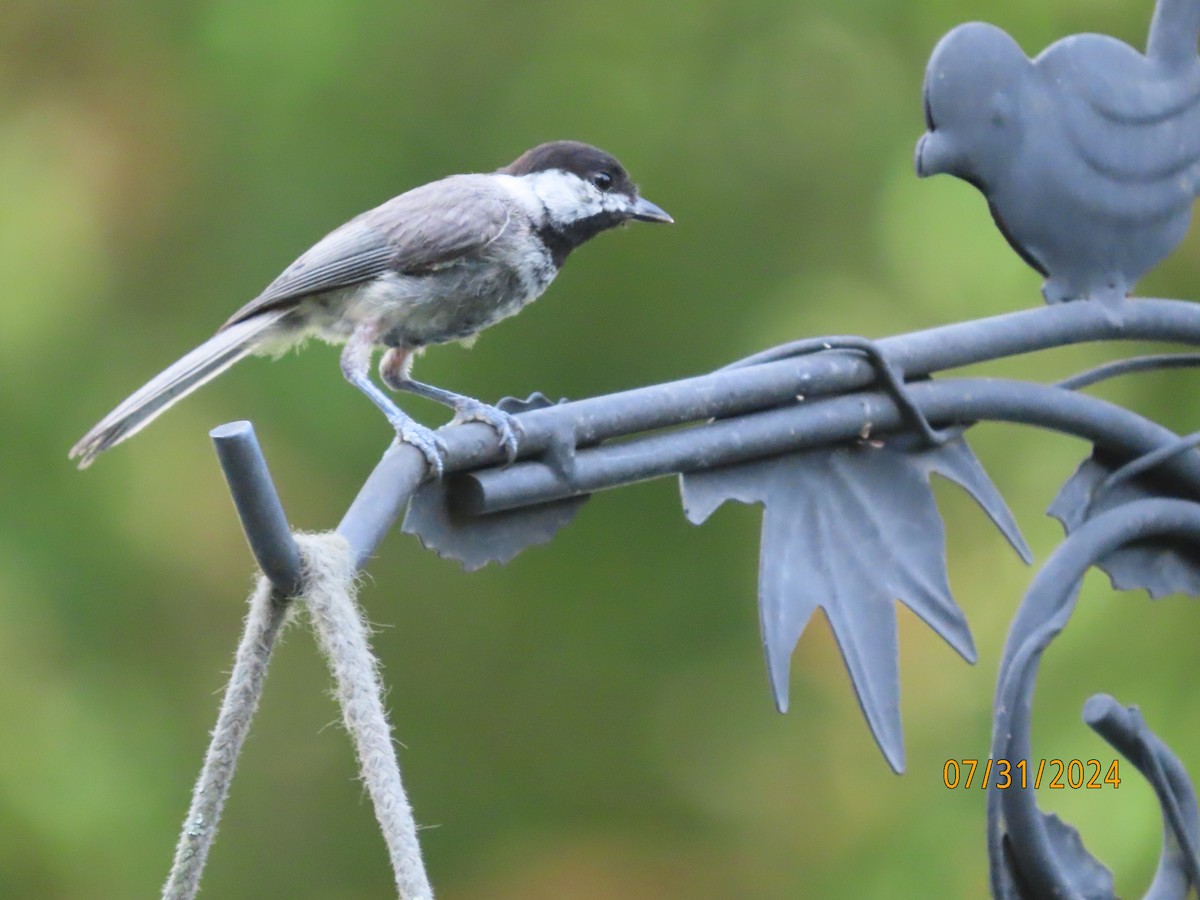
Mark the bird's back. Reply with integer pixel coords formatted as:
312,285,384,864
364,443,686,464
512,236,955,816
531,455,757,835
1038,32,1200,222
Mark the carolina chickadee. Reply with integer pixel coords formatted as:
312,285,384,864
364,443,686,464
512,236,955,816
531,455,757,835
70,140,672,475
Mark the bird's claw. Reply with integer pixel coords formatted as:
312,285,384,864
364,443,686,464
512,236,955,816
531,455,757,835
453,400,523,464
390,418,449,479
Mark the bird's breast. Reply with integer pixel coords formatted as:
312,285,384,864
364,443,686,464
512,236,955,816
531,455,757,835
306,244,559,350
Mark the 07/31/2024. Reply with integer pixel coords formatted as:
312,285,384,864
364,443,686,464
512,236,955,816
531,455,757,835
942,759,1121,790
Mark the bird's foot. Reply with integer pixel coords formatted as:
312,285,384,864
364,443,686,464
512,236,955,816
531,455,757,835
390,417,449,479
452,399,522,463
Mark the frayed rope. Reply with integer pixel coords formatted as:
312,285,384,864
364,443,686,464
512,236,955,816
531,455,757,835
162,532,432,900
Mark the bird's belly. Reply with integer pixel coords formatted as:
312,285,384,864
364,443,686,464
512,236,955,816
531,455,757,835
305,255,557,349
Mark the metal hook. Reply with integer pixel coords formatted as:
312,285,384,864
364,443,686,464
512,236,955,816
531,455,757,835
722,335,956,448
210,421,304,596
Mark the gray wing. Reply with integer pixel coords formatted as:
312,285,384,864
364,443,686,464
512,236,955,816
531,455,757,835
221,175,513,330
369,176,513,273
1039,38,1200,186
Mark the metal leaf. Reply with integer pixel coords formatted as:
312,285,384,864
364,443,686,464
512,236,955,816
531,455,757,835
680,434,1028,773
1048,448,1200,598
401,394,588,570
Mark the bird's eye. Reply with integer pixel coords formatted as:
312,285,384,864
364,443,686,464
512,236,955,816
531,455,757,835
592,171,613,191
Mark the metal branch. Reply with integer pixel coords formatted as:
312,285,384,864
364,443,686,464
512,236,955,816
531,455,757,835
1055,352,1200,390
1093,428,1200,506
458,378,1200,514
721,334,955,446
1084,695,1200,899
987,499,1200,899
205,299,1200,593
323,298,1200,568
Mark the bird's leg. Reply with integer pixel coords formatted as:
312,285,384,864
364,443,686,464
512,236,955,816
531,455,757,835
380,346,521,463
340,324,447,478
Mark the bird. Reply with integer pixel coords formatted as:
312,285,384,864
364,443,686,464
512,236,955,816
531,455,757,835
914,0,1200,304
70,140,672,475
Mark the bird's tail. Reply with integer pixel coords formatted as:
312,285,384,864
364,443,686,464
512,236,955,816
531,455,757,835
1147,0,1200,71
69,310,291,469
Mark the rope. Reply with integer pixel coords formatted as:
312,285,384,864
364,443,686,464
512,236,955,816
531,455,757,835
298,533,433,900
162,532,431,899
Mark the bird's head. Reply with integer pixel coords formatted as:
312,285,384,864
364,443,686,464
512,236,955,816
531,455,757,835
500,141,672,261
916,22,1030,187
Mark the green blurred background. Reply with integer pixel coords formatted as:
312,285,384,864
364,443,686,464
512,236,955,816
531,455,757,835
5,0,1200,896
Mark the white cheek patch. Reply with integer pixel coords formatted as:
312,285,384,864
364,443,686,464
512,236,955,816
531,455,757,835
501,170,625,227
531,170,598,224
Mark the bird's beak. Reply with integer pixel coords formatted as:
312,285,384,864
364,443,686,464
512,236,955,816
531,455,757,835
915,131,950,178
630,196,674,223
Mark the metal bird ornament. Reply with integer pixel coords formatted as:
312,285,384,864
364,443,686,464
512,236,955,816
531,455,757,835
916,0,1200,304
